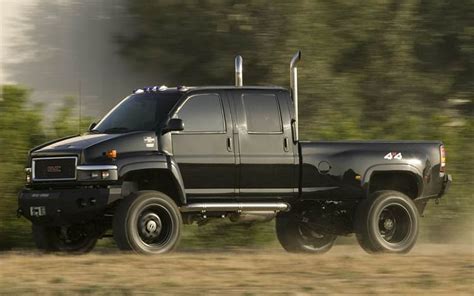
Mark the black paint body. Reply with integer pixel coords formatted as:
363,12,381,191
18,86,451,225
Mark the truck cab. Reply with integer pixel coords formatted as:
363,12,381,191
162,87,297,200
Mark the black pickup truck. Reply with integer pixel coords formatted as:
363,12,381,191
18,52,451,254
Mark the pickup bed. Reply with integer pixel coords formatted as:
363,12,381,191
18,53,451,254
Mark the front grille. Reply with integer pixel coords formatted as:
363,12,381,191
32,157,77,181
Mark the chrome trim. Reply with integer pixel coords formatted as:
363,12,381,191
302,186,338,193
32,156,78,181
185,188,234,194
247,131,284,135
290,51,301,142
180,202,290,213
172,131,226,135
240,188,296,193
235,55,243,87
77,165,118,171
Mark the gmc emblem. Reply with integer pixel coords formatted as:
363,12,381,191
47,165,62,173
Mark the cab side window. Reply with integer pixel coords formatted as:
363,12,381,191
242,93,282,133
175,93,225,133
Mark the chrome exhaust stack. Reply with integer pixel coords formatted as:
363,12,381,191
290,51,301,142
180,202,289,213
235,55,243,87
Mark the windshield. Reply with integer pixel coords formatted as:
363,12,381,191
93,92,182,133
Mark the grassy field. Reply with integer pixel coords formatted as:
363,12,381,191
0,244,472,295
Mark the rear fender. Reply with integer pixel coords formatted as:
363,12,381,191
362,164,424,198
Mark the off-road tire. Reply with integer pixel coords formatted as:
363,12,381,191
113,191,182,254
355,190,419,254
276,211,336,254
32,224,98,253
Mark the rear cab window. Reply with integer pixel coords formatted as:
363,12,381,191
242,93,282,133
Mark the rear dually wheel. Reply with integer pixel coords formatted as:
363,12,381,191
355,190,419,254
276,210,336,254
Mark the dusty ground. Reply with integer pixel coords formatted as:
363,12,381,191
0,244,472,295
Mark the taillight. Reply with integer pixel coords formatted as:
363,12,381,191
440,145,446,175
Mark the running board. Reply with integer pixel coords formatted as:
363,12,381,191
180,202,290,213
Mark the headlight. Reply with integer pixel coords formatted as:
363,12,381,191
101,171,110,179
77,165,118,181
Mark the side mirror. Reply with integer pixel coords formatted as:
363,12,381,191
163,118,184,133
88,122,97,131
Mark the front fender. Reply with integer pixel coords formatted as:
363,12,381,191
168,156,186,204
117,154,186,204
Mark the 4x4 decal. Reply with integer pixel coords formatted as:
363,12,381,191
384,152,403,160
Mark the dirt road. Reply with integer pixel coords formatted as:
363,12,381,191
0,244,472,295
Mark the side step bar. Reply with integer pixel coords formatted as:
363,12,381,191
180,202,290,213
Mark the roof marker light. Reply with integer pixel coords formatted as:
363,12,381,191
133,85,169,94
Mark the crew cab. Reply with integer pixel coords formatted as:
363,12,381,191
18,52,451,254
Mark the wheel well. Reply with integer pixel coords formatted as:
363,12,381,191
122,169,182,205
368,171,419,199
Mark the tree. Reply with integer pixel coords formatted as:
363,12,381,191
0,85,90,249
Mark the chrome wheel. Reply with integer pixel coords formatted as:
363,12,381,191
297,223,337,252
137,206,173,247
355,190,419,254
377,203,412,244
113,191,182,254
276,210,336,254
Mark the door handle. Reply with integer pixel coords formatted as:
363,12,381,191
283,137,289,152
290,119,297,143
227,137,233,152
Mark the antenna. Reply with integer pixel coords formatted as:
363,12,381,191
78,80,82,133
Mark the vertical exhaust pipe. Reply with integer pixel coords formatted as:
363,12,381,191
235,55,243,87
290,51,301,142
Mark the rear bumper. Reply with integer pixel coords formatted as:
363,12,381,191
18,187,122,225
438,174,452,198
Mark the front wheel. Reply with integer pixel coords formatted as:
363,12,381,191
32,223,98,253
276,211,336,254
355,190,419,254
113,191,182,254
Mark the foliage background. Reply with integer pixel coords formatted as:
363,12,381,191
0,0,472,249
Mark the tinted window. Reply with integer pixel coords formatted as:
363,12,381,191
175,94,225,132
93,92,181,133
243,93,282,133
